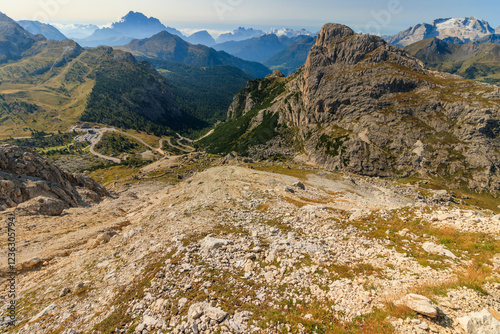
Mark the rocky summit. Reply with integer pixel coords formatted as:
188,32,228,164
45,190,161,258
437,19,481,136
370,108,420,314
0,145,108,215
202,23,500,195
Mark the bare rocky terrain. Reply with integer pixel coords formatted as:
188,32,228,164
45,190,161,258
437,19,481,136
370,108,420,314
1,152,499,333
0,145,108,215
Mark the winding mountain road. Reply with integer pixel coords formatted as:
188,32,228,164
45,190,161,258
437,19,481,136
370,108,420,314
70,125,204,162
160,137,195,153
86,128,174,162
89,131,121,164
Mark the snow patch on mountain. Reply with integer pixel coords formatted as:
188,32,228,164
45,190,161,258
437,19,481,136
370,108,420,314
387,17,495,47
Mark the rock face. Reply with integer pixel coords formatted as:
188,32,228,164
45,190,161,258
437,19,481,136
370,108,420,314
0,145,108,214
203,23,500,194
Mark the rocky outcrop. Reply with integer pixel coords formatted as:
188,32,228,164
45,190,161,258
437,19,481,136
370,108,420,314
458,309,500,333
0,145,108,215
208,23,500,194
266,69,286,78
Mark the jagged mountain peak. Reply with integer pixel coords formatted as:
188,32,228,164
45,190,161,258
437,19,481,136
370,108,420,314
77,11,183,47
115,11,163,27
307,23,423,71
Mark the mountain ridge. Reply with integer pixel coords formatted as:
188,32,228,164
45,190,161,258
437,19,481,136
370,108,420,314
213,34,311,63
0,13,188,138
117,31,271,78
18,20,67,41
263,36,315,75
404,37,500,85
0,12,42,64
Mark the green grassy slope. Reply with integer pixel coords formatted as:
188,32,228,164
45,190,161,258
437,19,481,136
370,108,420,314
405,38,500,85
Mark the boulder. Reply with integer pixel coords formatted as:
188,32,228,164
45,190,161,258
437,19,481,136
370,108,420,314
200,236,232,251
96,231,118,244
188,302,227,323
293,181,306,190
16,196,66,216
422,242,457,259
399,294,441,318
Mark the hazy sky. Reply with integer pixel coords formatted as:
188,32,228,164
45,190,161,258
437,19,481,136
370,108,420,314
3,0,500,34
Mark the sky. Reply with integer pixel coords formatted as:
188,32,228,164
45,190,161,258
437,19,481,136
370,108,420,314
3,0,500,35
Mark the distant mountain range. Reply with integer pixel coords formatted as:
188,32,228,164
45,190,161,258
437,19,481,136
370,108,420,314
76,11,184,47
478,34,500,44
185,30,216,47
269,28,315,38
387,17,495,47
117,31,271,78
216,27,264,44
213,34,310,63
263,36,315,75
17,20,67,41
